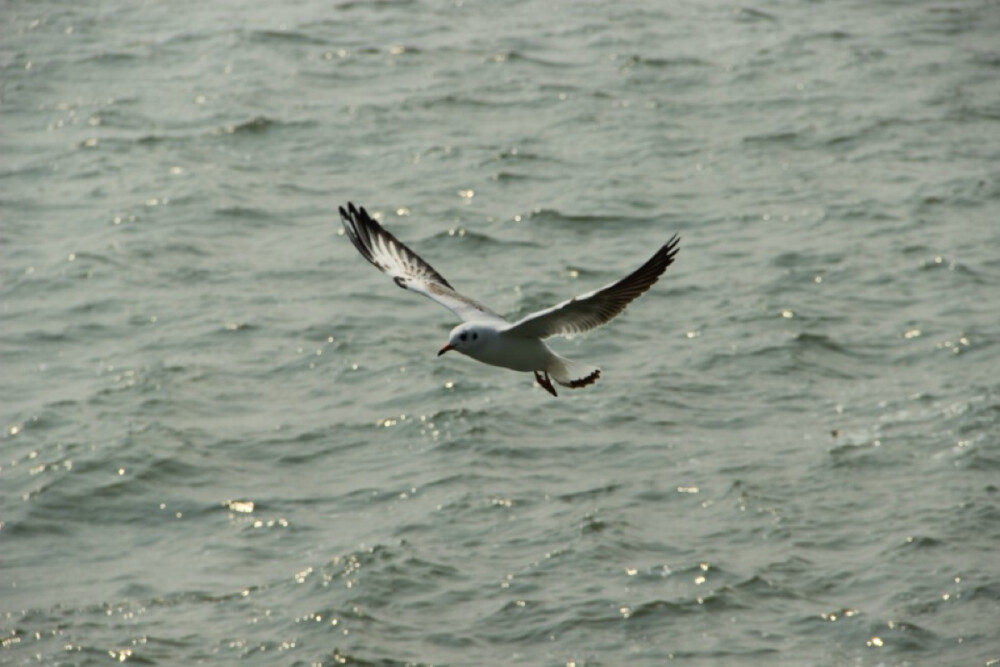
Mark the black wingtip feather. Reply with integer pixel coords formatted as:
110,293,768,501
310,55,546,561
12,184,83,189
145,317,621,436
338,201,457,291
339,203,376,267
616,233,681,299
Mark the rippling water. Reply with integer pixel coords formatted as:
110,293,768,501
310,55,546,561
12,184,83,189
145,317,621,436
2,0,999,664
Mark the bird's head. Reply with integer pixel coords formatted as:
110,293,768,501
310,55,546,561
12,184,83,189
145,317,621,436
438,323,492,358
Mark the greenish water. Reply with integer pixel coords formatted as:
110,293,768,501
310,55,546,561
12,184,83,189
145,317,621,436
2,0,999,664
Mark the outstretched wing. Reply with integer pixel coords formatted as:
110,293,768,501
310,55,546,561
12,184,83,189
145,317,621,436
339,202,505,323
503,235,680,339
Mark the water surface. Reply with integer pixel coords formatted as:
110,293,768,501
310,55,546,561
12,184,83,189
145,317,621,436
2,0,999,664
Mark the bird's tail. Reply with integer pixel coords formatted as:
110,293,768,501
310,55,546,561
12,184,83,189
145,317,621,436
548,355,601,389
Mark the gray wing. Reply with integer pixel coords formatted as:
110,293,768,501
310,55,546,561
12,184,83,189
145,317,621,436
502,235,680,339
339,202,505,323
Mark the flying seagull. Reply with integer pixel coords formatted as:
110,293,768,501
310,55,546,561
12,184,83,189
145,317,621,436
339,202,679,396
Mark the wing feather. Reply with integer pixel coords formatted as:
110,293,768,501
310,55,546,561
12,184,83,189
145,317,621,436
339,202,504,323
503,235,680,339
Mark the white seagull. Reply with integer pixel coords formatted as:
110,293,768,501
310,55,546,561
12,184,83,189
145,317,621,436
339,202,679,396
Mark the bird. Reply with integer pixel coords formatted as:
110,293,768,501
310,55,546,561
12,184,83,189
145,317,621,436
339,202,679,397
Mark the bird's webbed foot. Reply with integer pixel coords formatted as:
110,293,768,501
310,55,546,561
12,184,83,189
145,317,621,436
534,370,558,397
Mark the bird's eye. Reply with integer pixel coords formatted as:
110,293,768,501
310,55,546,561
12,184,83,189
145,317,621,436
472,333,478,340
459,333,467,342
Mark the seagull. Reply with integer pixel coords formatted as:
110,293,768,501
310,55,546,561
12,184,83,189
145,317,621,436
339,202,679,396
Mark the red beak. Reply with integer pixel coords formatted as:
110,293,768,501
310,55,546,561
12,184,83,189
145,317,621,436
438,343,454,356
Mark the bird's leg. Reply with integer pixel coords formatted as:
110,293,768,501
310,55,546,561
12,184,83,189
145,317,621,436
534,370,558,397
